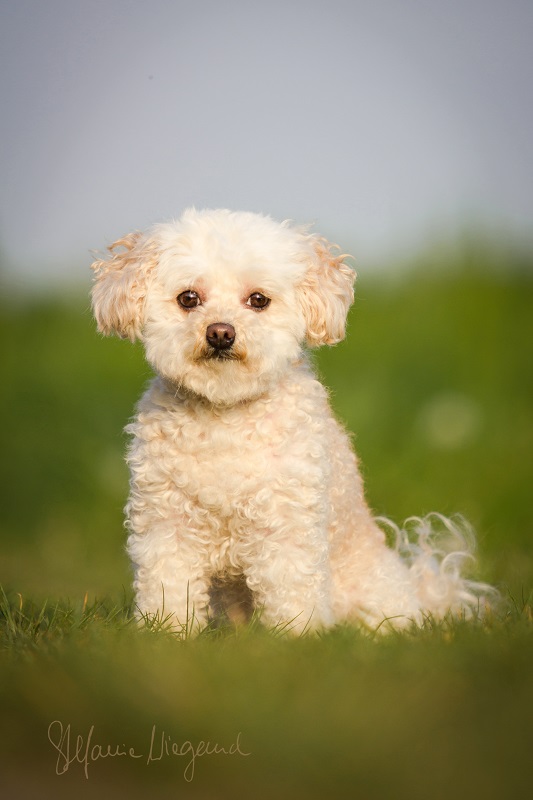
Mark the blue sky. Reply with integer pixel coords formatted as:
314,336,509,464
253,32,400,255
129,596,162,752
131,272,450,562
1,0,532,286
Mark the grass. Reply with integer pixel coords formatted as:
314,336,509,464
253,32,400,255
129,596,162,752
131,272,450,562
1,237,532,798
1,588,532,799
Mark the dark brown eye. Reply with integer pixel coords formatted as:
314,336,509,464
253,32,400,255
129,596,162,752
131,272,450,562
246,292,271,310
177,290,201,309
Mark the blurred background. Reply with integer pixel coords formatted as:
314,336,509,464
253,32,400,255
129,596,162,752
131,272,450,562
1,0,532,598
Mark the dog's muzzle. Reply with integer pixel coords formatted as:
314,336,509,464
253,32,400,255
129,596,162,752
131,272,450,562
205,322,236,351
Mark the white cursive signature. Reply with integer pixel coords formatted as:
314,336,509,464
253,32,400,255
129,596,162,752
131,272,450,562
47,721,250,781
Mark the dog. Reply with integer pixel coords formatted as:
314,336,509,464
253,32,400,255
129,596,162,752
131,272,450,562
91,208,490,633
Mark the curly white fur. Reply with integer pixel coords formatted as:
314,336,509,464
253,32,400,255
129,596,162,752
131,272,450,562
91,208,491,633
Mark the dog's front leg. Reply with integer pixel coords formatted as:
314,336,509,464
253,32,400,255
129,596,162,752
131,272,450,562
126,520,212,632
235,519,334,634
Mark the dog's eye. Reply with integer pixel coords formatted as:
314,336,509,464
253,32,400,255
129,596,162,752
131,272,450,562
177,290,202,310
246,292,271,310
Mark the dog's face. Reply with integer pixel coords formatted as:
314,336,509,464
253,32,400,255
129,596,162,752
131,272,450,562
91,209,355,405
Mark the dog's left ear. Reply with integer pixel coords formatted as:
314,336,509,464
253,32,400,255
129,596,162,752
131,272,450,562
297,236,356,347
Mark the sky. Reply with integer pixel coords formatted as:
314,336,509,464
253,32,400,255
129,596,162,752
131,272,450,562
1,0,532,287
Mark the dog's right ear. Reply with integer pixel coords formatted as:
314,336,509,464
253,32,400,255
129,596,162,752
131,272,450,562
91,232,157,342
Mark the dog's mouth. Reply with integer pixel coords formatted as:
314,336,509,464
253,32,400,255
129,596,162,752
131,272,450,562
204,349,241,361
192,343,247,363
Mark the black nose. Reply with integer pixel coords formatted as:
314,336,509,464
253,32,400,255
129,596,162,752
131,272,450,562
206,322,236,350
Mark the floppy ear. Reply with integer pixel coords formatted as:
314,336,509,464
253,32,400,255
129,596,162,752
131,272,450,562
91,232,157,342
297,236,356,347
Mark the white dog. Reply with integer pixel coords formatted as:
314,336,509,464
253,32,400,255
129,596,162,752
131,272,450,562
91,208,489,633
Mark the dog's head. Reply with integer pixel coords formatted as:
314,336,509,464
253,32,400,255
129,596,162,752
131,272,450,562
91,209,355,404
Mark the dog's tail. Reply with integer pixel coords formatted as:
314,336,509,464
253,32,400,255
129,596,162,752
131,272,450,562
376,513,496,624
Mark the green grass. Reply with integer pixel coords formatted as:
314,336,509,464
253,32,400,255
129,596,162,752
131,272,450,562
1,588,532,799
1,238,532,798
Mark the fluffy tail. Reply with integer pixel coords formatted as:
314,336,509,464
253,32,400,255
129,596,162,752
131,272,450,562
377,513,496,622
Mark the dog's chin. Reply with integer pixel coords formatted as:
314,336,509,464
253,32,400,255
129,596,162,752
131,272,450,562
167,353,277,406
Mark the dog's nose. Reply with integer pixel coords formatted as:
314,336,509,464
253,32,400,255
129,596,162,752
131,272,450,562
206,322,236,350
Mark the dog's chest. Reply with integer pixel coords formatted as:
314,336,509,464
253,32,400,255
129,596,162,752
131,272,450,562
133,377,332,513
